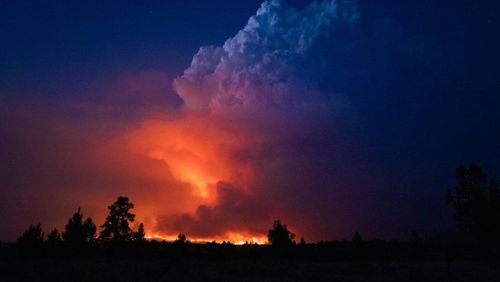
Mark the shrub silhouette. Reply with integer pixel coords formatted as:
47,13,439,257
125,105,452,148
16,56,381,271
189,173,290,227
17,223,44,248
447,165,500,244
268,220,295,248
100,196,136,242
63,208,96,245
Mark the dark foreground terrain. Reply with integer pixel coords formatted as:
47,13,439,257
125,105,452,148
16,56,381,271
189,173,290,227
1,241,500,282
1,257,499,282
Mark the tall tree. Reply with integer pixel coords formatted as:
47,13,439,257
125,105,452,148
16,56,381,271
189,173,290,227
63,208,96,245
268,220,295,248
100,196,136,242
447,165,500,244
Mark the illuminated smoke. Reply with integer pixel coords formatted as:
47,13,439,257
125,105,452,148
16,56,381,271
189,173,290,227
150,0,360,240
174,0,358,115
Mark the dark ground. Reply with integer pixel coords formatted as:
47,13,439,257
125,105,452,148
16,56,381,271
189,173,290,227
2,241,500,281
1,257,499,282
1,258,500,281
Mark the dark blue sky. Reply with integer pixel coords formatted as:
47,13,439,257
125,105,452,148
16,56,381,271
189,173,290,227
1,0,499,241
1,0,311,94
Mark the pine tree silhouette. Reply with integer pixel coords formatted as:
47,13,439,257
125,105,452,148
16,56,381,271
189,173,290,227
100,196,136,242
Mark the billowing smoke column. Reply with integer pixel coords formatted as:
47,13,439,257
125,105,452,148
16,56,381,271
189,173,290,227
150,0,360,241
174,0,358,115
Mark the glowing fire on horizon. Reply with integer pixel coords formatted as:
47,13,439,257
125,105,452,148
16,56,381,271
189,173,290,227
145,232,268,245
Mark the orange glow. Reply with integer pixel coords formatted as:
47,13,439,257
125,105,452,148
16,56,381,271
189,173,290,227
126,117,256,201
145,231,268,245
0,72,305,242
119,115,264,239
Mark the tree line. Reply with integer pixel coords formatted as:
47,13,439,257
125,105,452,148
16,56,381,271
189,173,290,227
14,164,500,251
17,196,146,248
15,194,299,249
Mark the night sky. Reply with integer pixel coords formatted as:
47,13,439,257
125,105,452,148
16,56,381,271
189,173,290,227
1,0,499,243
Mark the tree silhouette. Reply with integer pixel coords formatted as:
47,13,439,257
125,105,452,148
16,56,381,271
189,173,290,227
299,237,306,245
174,233,187,244
352,231,363,244
411,230,421,244
17,223,44,247
100,196,136,242
447,165,500,244
63,208,96,245
47,228,62,245
267,220,295,248
133,222,146,242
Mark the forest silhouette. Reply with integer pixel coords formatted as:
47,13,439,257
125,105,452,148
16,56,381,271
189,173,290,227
6,165,500,256
2,165,500,281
